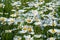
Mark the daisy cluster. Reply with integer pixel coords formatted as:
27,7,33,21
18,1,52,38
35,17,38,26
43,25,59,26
0,0,60,40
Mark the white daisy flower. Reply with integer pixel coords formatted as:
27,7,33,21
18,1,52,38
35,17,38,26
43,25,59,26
50,20,57,26
10,14,17,17
43,24,48,27
47,37,56,40
11,1,21,6
7,18,15,25
24,35,33,40
47,7,53,10
34,22,41,25
18,25,34,34
18,25,28,33
13,36,22,40
32,10,38,17
29,31,34,35
18,10,26,13
34,34,42,38
11,9,16,12
34,17,40,22
34,3,40,7
18,30,27,34
39,11,44,14
0,17,7,22
27,26,34,34
25,18,33,23
48,29,60,34
5,30,12,33
28,2,34,7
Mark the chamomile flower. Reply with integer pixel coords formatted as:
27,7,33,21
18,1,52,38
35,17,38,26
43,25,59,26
34,22,41,25
47,37,56,40
27,26,34,34
47,7,53,10
7,18,15,25
11,9,16,12
11,1,21,6
25,18,33,23
18,25,34,34
5,30,12,33
34,3,40,7
34,17,40,22
24,35,33,40
48,29,60,34
43,24,48,27
18,25,28,33
13,36,22,40
28,2,34,7
50,20,57,26
10,14,17,17
34,34,42,38
32,10,38,17
0,17,7,22
18,10,26,13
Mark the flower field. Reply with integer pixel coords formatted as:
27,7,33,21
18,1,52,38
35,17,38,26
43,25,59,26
0,0,60,40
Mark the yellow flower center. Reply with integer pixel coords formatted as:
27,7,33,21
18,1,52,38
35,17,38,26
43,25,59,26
10,19,14,22
52,29,55,33
28,28,32,32
27,19,31,23
0,17,6,21
23,27,27,30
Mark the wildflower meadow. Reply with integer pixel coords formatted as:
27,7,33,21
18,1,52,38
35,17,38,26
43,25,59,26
0,0,60,40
